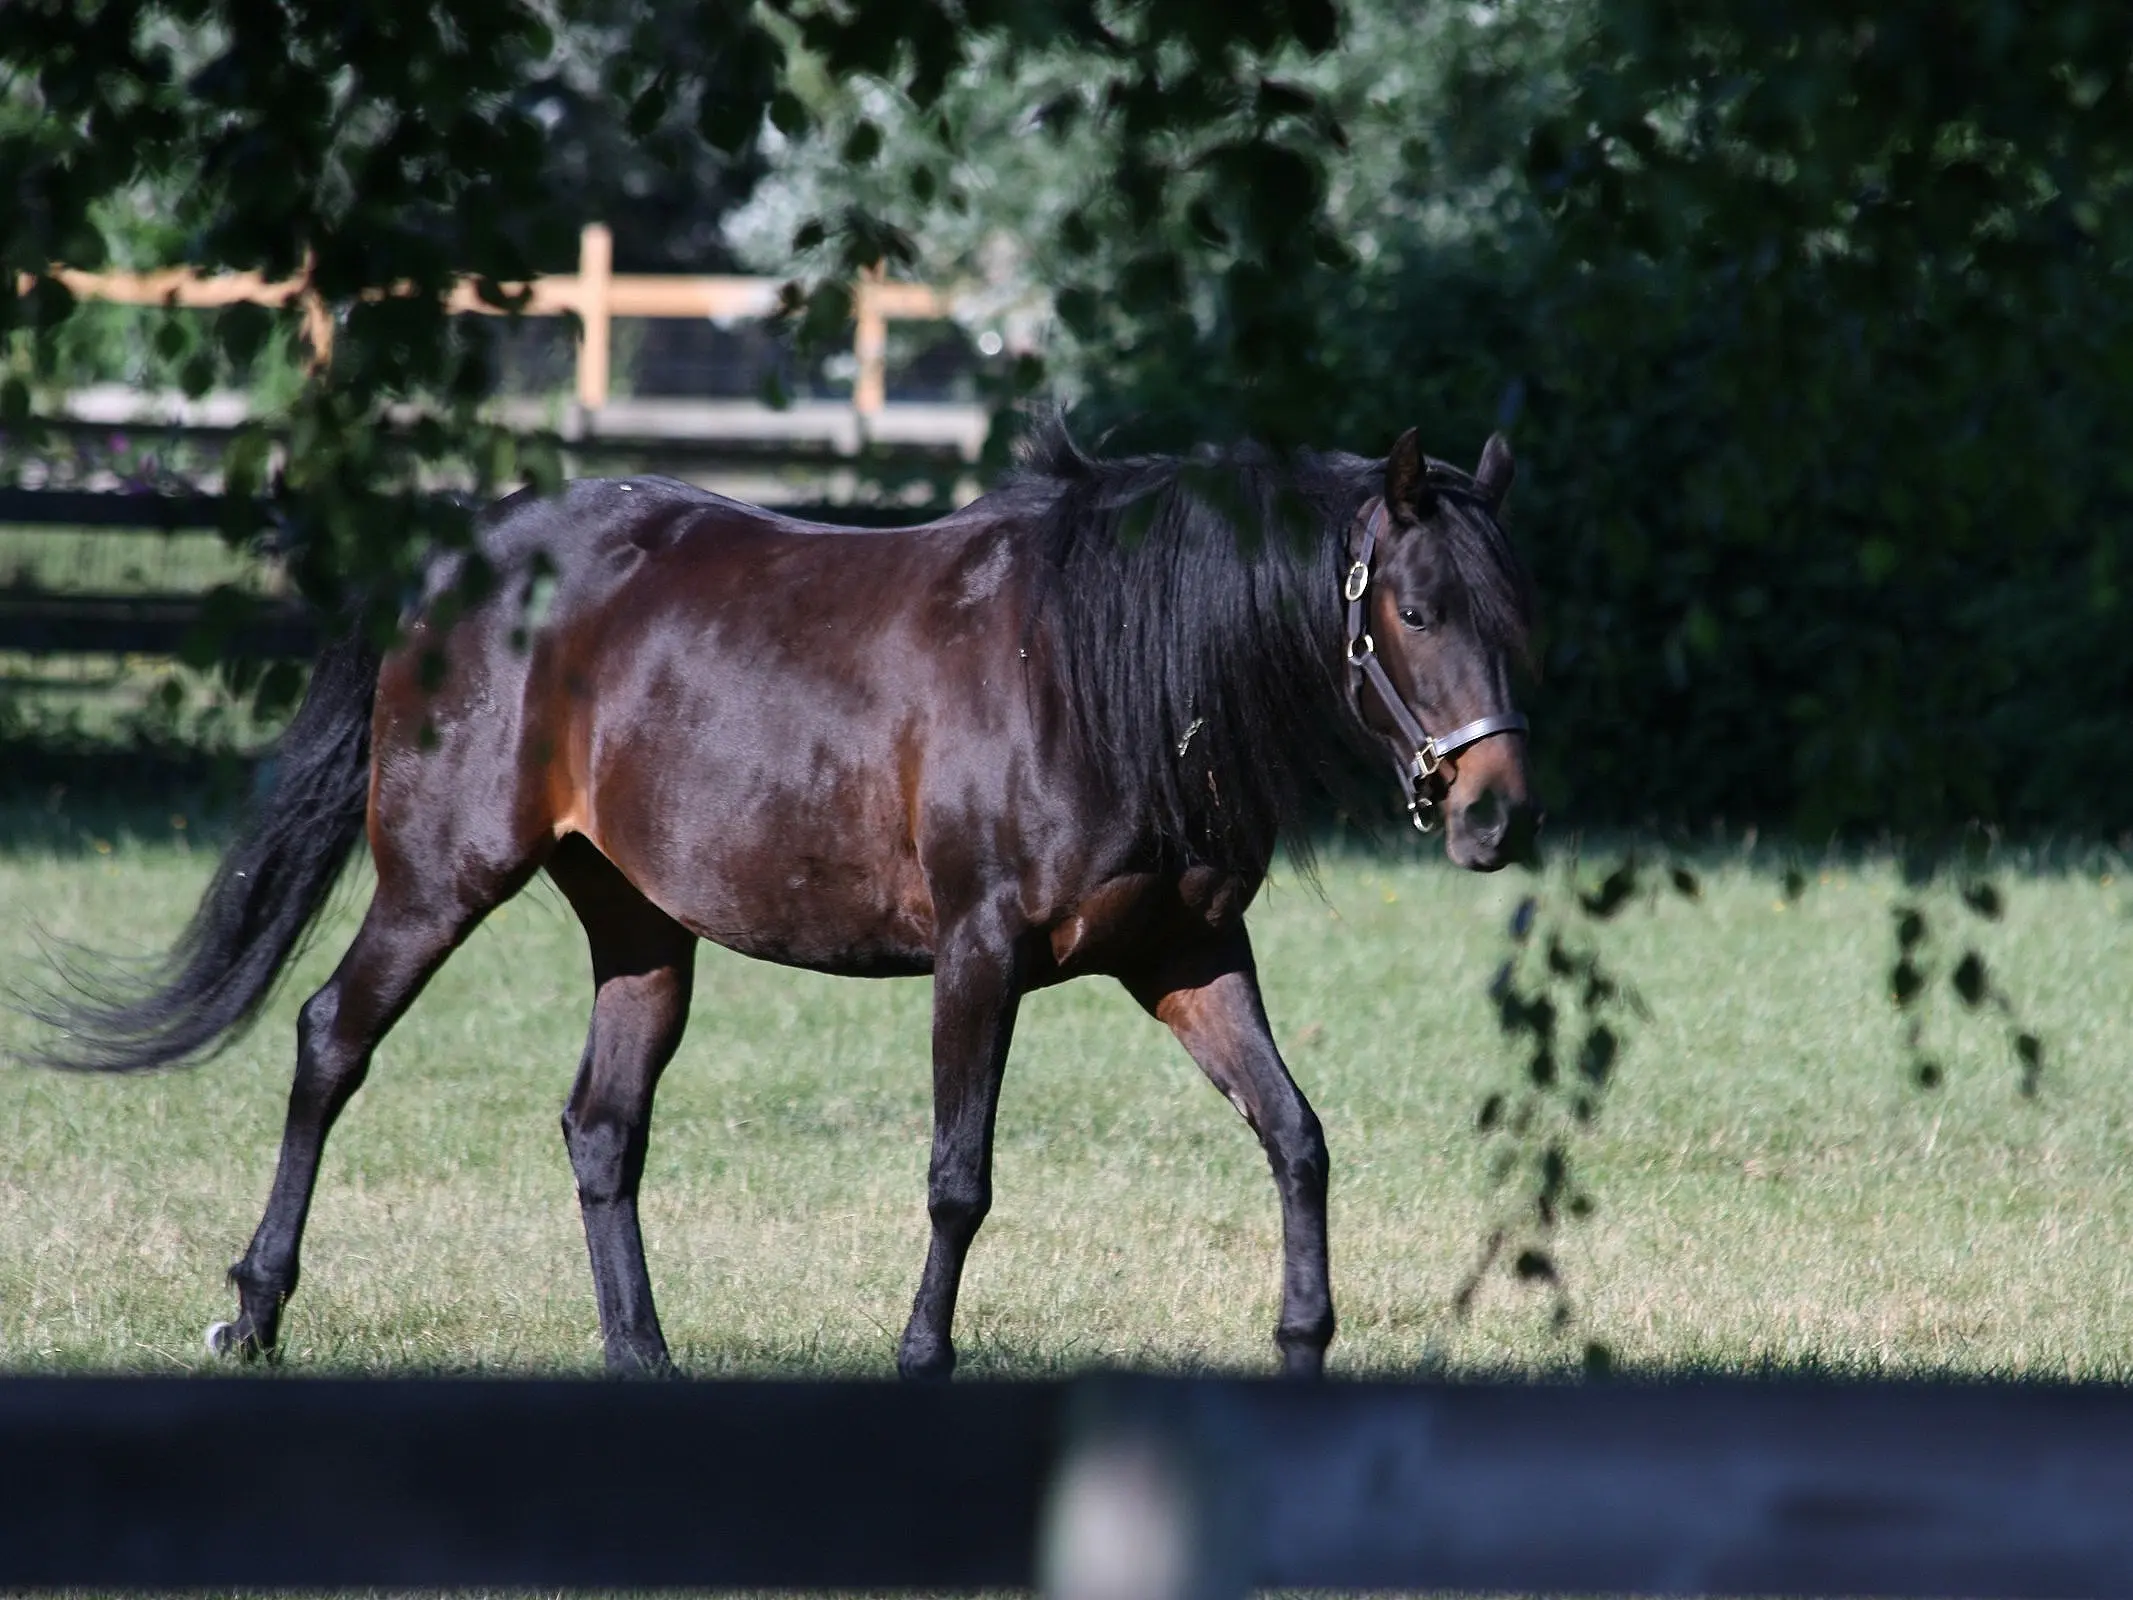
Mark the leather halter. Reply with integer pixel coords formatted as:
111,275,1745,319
1344,497,1529,832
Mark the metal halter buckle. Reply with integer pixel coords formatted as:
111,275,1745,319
1343,561,1370,603
1407,744,1445,832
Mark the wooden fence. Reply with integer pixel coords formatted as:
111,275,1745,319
4,1372,2132,1595
30,224,952,414
0,488,938,658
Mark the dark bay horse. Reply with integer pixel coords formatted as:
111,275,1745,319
40,420,1535,1378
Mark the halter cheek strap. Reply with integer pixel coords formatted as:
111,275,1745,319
1344,497,1529,832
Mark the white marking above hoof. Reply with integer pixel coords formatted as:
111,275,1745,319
205,1320,237,1357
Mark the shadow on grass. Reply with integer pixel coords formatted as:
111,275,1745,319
1520,822,2133,885
8,729,2131,876
0,737,255,857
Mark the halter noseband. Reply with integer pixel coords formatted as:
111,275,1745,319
1344,497,1529,832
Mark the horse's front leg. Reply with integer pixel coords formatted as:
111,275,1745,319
897,908,1025,1380
1125,923,1334,1377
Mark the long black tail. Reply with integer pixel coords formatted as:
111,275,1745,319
34,630,382,1072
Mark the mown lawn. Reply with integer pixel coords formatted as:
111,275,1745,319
3,803,2129,1382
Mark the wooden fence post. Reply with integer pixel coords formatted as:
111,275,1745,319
854,266,887,419
576,224,613,410
298,251,333,371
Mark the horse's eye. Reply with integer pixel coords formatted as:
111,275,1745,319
1398,606,1429,631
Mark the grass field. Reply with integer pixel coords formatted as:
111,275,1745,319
2,803,2130,1383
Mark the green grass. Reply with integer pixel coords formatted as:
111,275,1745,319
3,808,2131,1382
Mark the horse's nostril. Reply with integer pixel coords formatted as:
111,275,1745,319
1460,790,1507,845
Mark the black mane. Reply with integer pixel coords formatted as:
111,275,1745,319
1016,417,1531,878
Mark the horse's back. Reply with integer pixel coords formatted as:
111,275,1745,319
376,476,1061,976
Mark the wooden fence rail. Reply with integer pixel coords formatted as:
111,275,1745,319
0,488,939,658
26,225,950,414
3,1373,2133,1596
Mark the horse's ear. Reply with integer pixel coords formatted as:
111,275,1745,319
1476,431,1516,507
1385,428,1433,516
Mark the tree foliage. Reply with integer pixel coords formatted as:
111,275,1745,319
1517,0,2133,830
4,0,2129,831
2,0,1352,636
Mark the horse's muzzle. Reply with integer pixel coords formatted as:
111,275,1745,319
1442,747,1538,872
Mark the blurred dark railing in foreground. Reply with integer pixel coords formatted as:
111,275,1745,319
4,1373,2133,1596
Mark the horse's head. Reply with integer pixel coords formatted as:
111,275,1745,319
1346,429,1537,871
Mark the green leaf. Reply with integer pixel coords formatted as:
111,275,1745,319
1033,92,1082,139
770,91,810,138
26,276,76,330
217,302,273,369
842,120,883,165
1186,198,1229,247
222,429,272,499
1119,251,1183,313
1059,210,1098,257
1310,228,1356,270
1256,79,1318,120
627,78,670,139
179,352,216,398
1286,0,1338,54
1055,284,1100,339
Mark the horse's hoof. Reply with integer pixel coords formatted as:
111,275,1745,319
604,1347,679,1379
204,1320,238,1358
896,1339,957,1383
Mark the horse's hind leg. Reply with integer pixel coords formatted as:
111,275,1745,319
1123,924,1334,1377
546,836,697,1375
217,869,521,1359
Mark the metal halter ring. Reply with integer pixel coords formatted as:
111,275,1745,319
1346,632,1375,666
1343,561,1370,603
